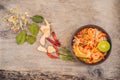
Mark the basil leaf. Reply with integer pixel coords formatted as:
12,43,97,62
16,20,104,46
26,35,36,44
28,23,39,36
31,15,44,23
16,30,27,45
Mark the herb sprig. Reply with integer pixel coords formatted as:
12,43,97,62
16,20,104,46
59,47,76,61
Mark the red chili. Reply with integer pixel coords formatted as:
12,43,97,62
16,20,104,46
47,52,58,59
52,32,61,47
53,45,59,56
52,32,58,42
55,41,61,47
46,37,60,47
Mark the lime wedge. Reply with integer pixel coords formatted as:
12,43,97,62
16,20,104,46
97,41,110,52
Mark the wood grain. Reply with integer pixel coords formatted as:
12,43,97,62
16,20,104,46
0,0,120,79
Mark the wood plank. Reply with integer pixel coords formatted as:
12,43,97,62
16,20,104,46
0,0,120,79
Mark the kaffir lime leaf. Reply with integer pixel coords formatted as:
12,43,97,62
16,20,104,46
31,15,44,23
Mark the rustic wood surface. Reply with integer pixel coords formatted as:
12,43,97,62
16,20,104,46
0,0,120,80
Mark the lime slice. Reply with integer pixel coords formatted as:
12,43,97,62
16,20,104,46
97,41,110,52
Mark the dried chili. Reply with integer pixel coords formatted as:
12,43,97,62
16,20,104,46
47,52,58,59
52,32,61,46
46,37,60,47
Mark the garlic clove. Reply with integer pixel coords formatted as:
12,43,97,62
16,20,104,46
37,45,47,53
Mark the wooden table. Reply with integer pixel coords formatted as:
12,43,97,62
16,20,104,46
0,0,120,79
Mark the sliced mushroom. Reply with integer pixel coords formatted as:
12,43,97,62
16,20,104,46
41,19,50,32
40,25,49,33
40,19,51,46
44,19,50,26
40,34,46,46
44,29,50,37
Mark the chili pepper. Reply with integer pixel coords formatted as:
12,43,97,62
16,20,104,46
46,37,60,47
52,32,58,42
47,51,58,59
53,45,59,56
52,32,61,46
56,42,61,47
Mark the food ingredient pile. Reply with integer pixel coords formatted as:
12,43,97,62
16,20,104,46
2,7,75,61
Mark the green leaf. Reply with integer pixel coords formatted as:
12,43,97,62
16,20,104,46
26,35,36,44
16,30,27,45
28,23,39,36
31,15,44,23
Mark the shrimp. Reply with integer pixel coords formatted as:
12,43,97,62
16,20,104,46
73,45,84,57
92,48,105,60
96,33,106,42
85,58,93,64
73,36,81,46
73,45,91,58
91,51,105,63
88,28,96,38
91,52,100,60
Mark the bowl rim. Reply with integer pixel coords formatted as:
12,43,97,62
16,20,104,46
70,24,112,65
